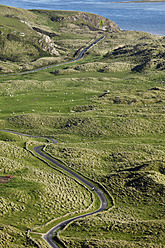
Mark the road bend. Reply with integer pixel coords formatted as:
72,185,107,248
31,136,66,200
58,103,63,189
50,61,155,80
0,35,108,245
0,36,105,76
34,146,107,248
0,130,108,247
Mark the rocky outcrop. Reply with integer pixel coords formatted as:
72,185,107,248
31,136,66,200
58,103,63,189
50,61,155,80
38,33,59,56
61,12,121,32
19,20,60,56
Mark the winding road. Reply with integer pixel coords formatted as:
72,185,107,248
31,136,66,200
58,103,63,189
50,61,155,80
1,36,105,76
34,146,107,248
0,130,107,248
0,36,108,247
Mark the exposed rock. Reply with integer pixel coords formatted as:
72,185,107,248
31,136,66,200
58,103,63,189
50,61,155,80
20,20,31,27
38,33,59,56
63,12,121,32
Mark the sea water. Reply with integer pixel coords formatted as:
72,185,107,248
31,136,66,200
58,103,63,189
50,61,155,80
1,0,165,35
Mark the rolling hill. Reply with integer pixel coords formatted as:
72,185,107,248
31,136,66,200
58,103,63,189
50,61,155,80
0,4,164,248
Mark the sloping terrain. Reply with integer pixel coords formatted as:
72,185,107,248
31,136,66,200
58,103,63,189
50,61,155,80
0,4,165,248
0,5,120,73
0,132,93,247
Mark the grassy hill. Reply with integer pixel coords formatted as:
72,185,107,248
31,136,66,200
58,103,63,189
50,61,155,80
0,4,165,248
0,5,120,73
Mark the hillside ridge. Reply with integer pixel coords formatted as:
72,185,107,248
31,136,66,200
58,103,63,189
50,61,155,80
0,5,120,73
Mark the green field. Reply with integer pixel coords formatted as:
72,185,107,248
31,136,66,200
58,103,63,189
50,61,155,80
0,4,165,248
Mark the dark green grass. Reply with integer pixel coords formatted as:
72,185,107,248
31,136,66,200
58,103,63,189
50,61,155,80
0,12,164,247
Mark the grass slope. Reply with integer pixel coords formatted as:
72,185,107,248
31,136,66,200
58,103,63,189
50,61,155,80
0,132,94,247
0,4,165,248
0,5,120,73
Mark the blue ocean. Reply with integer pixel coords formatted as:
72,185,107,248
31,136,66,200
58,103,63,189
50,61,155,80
1,0,165,35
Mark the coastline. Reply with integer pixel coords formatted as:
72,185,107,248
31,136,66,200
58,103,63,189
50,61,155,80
0,1,165,36
111,0,165,3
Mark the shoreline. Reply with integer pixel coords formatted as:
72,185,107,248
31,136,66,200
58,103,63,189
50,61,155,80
111,0,165,3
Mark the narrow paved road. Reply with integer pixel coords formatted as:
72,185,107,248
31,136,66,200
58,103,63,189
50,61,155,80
0,36,105,76
34,146,107,248
0,36,107,246
0,130,108,247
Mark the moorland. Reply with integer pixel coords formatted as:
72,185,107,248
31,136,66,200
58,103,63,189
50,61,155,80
0,4,165,248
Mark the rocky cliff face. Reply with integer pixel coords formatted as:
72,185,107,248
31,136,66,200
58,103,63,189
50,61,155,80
58,12,121,32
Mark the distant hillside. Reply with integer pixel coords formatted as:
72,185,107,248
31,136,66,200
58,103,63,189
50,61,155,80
0,4,164,74
31,9,120,33
0,5,120,73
